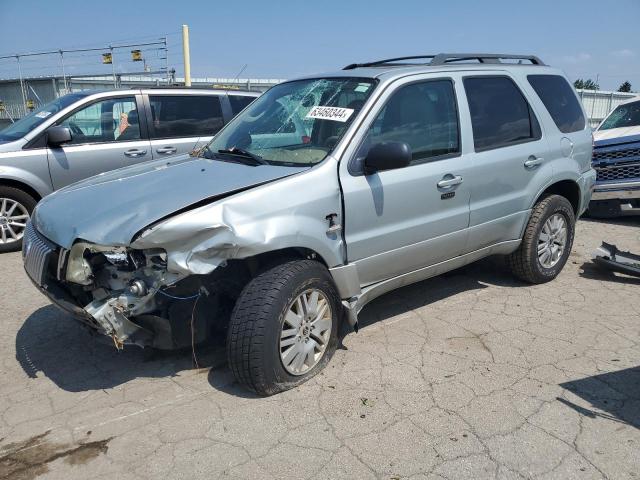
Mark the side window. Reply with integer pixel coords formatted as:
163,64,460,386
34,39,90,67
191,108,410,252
229,95,256,115
527,75,586,133
359,79,460,163
463,76,541,151
148,95,224,139
59,97,140,144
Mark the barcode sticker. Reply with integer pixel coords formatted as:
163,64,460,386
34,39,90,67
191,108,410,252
306,106,354,123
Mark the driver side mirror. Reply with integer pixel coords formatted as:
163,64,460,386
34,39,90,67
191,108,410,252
47,126,72,146
363,142,411,174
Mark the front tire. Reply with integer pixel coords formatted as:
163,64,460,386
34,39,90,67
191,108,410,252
0,187,36,253
227,260,340,396
507,194,575,284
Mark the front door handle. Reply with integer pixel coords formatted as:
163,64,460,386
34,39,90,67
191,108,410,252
437,175,463,188
124,149,147,158
156,146,177,155
524,156,543,168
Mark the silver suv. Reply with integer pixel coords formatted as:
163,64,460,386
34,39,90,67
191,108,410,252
23,54,596,395
0,88,259,251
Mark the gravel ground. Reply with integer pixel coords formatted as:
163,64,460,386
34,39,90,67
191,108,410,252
0,217,638,480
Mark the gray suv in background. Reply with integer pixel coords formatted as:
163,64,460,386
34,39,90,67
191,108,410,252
0,88,259,251
23,54,595,395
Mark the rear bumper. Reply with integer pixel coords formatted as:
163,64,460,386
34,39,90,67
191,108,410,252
577,168,598,216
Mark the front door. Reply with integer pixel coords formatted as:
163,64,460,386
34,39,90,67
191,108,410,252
340,78,471,287
48,95,151,189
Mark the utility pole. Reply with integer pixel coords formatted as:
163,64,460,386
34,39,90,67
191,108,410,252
109,45,117,87
15,55,27,116
182,24,191,87
590,74,599,123
163,36,170,85
59,50,68,94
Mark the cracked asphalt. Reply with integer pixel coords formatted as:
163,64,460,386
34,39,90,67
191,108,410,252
0,217,638,480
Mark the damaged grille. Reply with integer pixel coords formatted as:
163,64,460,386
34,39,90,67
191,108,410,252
22,221,56,286
593,147,640,162
595,162,640,182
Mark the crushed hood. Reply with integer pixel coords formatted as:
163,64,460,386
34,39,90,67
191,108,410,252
34,154,308,248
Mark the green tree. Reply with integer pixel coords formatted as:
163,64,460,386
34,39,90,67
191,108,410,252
573,78,600,90
618,81,632,92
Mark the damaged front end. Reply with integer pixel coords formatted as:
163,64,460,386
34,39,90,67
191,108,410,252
24,154,345,351
61,242,180,348
23,221,244,350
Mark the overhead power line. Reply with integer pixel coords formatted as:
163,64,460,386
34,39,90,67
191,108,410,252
0,41,167,60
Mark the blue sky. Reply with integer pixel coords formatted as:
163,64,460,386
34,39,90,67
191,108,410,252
0,0,639,91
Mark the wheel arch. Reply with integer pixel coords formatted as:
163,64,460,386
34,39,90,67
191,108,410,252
532,179,581,215
0,177,45,203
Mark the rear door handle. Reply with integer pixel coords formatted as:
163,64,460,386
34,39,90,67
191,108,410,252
437,175,463,188
156,146,177,155
524,156,543,168
124,149,147,158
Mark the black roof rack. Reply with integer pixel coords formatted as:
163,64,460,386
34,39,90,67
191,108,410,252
343,53,545,70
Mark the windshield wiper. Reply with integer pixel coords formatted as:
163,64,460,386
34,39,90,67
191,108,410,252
217,147,268,165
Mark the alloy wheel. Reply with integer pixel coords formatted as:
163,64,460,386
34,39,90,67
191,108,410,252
0,198,29,245
537,213,567,268
280,288,333,376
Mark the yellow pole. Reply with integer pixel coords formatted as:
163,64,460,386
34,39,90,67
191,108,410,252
182,24,191,87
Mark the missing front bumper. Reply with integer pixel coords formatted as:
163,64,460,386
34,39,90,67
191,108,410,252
592,242,640,278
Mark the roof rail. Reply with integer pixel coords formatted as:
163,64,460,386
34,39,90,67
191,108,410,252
431,53,545,65
343,53,545,70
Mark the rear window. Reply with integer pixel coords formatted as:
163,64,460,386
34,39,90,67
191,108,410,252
229,95,256,114
527,75,586,133
149,95,224,139
463,76,541,151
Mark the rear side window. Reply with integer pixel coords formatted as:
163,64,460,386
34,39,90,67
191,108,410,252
148,95,224,139
229,95,256,114
528,75,586,133
464,76,541,151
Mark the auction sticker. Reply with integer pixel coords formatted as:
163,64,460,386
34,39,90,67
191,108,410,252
306,106,354,122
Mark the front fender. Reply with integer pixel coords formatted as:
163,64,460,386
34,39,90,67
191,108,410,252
0,165,52,199
132,159,345,275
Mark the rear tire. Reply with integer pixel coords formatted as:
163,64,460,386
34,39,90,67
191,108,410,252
227,260,340,396
507,194,575,284
0,187,36,253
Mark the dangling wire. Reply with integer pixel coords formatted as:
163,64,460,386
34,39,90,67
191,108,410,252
156,289,200,300
191,294,201,368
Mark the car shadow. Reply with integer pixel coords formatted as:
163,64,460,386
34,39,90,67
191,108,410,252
15,305,227,392
16,257,526,395
354,256,524,331
579,261,640,285
559,366,640,429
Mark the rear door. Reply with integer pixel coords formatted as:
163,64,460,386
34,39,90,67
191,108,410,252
48,94,151,189
146,94,225,158
460,74,551,251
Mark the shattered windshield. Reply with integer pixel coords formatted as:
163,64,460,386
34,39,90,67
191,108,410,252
599,100,640,131
205,77,377,166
